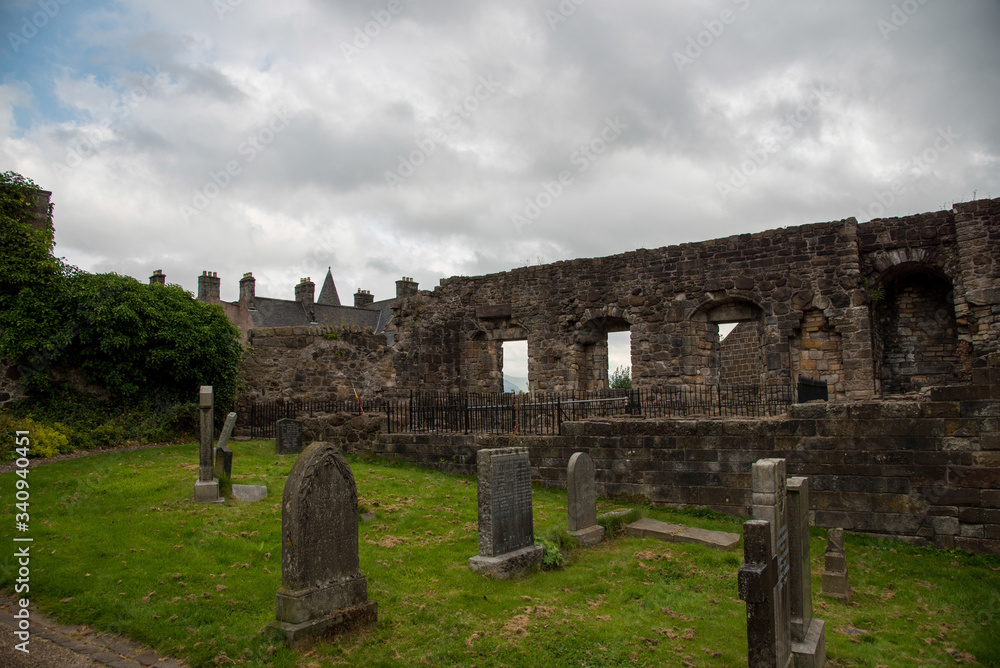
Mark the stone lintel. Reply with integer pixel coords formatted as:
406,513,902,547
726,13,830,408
468,544,543,580
475,304,513,319
267,600,377,649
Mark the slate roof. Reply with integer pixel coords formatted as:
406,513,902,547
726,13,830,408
317,268,340,306
248,295,394,339
250,297,312,327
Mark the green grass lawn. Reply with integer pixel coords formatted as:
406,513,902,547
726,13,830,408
1,441,998,667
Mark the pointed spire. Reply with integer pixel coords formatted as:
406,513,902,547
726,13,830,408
317,267,341,306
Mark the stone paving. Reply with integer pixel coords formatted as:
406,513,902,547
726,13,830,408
0,594,184,668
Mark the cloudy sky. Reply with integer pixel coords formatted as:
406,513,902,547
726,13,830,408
2,0,999,375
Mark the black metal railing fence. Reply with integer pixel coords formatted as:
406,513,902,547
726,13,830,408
238,384,792,437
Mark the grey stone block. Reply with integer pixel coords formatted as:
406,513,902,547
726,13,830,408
468,544,543,580
231,484,267,502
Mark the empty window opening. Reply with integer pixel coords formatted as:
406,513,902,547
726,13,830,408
502,339,528,393
608,330,632,388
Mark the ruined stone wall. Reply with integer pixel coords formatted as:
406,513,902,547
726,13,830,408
364,355,1000,555
789,309,844,395
718,321,764,386
240,325,395,401
389,198,1000,398
393,219,872,397
878,272,959,393
0,359,26,409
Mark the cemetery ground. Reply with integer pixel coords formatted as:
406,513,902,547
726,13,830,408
1,443,998,668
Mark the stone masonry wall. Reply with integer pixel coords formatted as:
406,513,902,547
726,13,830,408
241,325,395,401
352,353,1000,555
0,359,26,409
390,199,1000,399
718,321,764,386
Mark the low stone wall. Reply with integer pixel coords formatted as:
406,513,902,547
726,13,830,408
341,361,1000,555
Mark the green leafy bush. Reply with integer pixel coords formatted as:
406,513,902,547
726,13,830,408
0,414,71,458
535,538,565,570
610,365,632,389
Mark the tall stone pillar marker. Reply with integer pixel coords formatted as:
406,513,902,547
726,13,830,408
739,519,779,667
194,385,222,503
751,458,792,668
214,411,237,479
469,447,543,579
821,529,851,602
567,452,604,546
786,477,826,668
268,442,377,646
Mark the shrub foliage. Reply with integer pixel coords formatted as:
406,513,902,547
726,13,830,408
0,171,242,454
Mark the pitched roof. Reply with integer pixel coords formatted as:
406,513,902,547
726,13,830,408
317,267,340,306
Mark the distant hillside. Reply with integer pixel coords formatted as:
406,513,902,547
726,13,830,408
503,376,527,393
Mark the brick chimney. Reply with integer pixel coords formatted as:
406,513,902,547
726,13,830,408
354,289,374,307
395,276,418,300
239,272,256,308
295,277,315,310
149,269,165,286
197,271,220,302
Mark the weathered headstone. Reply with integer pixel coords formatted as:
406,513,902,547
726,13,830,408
276,418,304,454
821,528,851,602
214,411,237,479
194,386,222,503
268,442,376,647
786,477,826,668
739,519,779,667
567,452,604,546
468,447,543,579
751,458,792,668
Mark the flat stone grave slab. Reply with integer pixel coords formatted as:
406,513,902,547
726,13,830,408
231,484,267,502
626,518,740,551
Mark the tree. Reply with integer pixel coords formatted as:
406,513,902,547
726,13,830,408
0,172,243,409
610,365,632,389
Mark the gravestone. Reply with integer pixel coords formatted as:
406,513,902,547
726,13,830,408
276,418,303,454
566,452,604,546
821,528,851,601
739,519,779,668
751,458,792,668
214,411,237,479
468,447,543,579
786,477,826,668
268,442,376,647
193,386,222,503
